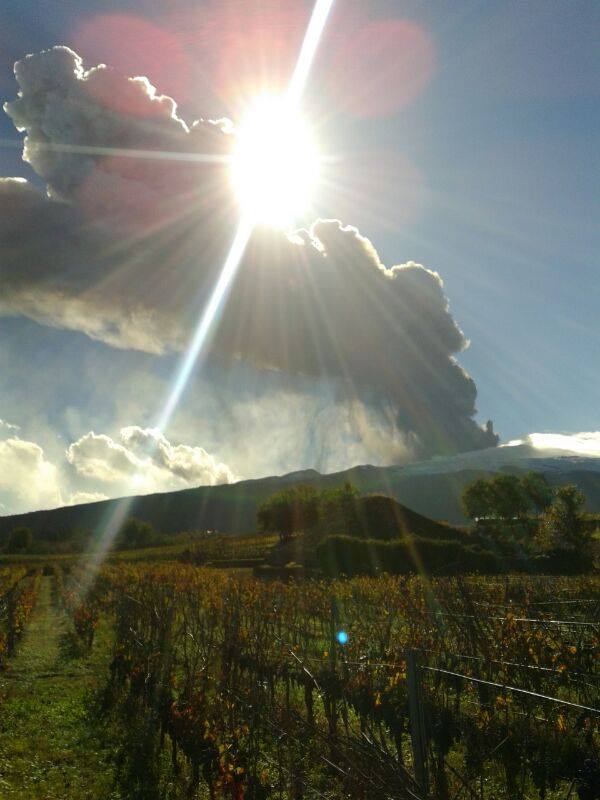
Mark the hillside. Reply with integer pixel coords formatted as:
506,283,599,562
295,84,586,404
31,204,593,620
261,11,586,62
349,493,467,541
1,455,600,541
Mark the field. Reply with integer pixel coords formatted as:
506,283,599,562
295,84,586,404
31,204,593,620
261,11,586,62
1,558,599,800
0,531,278,567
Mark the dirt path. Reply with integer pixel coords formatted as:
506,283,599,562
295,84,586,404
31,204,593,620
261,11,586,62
0,576,119,799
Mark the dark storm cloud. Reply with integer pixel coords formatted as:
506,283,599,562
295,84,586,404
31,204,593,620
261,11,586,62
0,47,497,457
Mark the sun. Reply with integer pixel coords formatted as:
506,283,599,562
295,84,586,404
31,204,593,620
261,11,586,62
231,95,320,228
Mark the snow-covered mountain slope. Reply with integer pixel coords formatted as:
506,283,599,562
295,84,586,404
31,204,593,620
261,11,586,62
395,443,600,477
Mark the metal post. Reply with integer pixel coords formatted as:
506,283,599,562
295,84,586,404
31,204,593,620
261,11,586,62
407,649,429,796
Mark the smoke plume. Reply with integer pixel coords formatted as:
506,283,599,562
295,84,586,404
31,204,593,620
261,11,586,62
1,47,498,460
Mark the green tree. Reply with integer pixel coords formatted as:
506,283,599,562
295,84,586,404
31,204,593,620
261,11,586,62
257,485,319,543
540,485,589,550
488,474,532,521
6,526,33,553
317,482,360,535
521,472,553,514
117,518,156,550
461,479,494,523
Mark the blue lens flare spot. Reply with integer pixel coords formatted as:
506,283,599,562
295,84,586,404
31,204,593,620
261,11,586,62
336,630,348,645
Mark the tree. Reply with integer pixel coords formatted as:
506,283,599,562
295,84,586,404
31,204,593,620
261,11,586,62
461,479,495,523
116,518,156,550
488,474,531,521
6,526,33,553
540,485,589,551
521,472,553,514
317,482,360,535
257,485,319,543
463,474,530,522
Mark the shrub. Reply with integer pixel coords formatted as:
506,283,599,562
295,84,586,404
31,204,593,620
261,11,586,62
315,535,504,577
539,485,589,551
257,485,319,542
115,518,158,550
529,548,591,575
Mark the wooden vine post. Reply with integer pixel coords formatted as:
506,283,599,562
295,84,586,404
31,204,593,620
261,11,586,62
328,596,339,741
407,649,429,796
329,596,339,669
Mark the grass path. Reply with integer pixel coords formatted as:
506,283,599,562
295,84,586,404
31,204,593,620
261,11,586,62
0,576,120,799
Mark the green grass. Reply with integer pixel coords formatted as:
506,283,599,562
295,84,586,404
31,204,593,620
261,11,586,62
0,576,120,798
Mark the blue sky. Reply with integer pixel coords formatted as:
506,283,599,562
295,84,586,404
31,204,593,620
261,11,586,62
0,0,598,510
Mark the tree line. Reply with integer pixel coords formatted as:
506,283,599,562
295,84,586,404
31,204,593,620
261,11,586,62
1,517,164,555
255,474,597,576
461,472,593,552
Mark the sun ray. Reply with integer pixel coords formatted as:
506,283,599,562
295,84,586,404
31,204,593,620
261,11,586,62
79,0,336,586
155,0,335,433
0,137,232,164
156,215,254,431
287,0,335,107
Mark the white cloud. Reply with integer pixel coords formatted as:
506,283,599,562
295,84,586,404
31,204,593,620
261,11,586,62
0,418,234,516
66,491,109,506
120,426,236,485
65,432,141,483
505,431,600,457
0,421,63,513
0,419,20,435
66,426,235,495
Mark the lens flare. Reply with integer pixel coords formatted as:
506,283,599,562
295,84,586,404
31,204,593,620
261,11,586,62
336,630,349,645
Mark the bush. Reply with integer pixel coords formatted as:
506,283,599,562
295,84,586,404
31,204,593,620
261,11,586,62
315,535,504,577
528,548,592,575
539,485,589,551
257,485,319,542
315,535,595,577
115,518,159,550
266,533,319,567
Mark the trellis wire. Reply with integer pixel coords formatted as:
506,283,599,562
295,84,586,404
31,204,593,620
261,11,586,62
420,665,600,715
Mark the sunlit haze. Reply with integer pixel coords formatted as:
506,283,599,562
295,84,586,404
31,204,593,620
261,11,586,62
506,432,600,457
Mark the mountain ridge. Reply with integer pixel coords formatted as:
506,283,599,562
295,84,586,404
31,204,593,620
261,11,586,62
1,446,599,540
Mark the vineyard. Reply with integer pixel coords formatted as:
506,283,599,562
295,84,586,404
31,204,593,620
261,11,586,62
1,561,599,799
37,563,597,800
0,566,40,667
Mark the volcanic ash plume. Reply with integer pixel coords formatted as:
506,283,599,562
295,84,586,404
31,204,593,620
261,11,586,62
0,47,498,459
